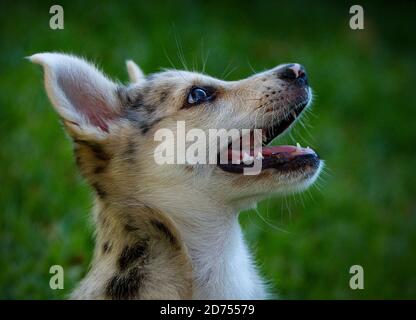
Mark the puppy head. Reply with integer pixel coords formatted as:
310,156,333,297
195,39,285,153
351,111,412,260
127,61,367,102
31,53,322,210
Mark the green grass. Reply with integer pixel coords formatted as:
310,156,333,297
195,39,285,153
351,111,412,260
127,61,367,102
0,0,415,299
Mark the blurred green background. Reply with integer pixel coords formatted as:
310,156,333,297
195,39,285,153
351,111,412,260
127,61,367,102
1,0,415,299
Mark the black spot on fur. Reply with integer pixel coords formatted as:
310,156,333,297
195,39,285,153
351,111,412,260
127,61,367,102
123,140,138,163
118,241,148,271
105,267,145,300
74,139,111,161
89,143,111,161
129,90,155,114
92,183,107,198
123,214,140,232
94,165,106,174
116,86,132,105
124,223,139,232
103,241,112,254
159,91,168,104
142,104,156,114
123,105,159,135
151,219,178,247
140,117,163,134
140,123,151,134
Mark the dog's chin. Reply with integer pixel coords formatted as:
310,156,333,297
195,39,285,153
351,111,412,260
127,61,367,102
228,160,323,210
277,158,323,194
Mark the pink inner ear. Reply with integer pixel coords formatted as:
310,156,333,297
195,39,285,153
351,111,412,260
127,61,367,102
58,74,119,133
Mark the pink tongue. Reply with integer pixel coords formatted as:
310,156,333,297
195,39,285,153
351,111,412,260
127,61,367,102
227,145,316,160
262,145,316,156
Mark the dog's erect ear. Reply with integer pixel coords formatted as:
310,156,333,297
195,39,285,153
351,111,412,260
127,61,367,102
126,60,145,83
30,52,124,139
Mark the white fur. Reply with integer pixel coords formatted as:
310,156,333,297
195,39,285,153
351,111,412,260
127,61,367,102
160,198,267,299
126,60,145,83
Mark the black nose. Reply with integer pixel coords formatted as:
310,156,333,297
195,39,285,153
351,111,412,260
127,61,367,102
276,63,308,85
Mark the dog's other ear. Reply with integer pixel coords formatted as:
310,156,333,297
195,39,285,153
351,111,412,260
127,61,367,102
30,52,124,140
126,60,145,83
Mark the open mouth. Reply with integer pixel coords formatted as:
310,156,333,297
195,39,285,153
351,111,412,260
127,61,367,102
218,101,320,174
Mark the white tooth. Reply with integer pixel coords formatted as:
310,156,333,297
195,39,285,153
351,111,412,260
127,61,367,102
291,111,297,118
242,152,254,164
296,142,301,148
256,152,264,160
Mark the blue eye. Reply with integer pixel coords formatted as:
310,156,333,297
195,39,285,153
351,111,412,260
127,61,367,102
187,87,209,104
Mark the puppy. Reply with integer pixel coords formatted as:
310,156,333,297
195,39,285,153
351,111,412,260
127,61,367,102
30,53,322,299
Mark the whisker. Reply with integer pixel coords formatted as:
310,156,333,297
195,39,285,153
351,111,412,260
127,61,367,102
254,205,290,234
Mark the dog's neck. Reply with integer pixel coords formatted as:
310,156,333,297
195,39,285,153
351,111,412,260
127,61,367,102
165,204,267,299
75,198,266,299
